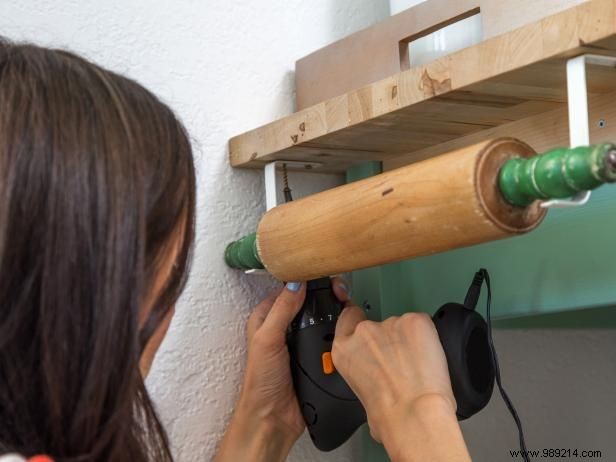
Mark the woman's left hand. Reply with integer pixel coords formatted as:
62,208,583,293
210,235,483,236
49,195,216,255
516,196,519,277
214,281,309,462
240,281,308,437
216,278,350,461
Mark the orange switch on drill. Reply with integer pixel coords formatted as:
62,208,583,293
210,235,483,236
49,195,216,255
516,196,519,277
322,352,335,375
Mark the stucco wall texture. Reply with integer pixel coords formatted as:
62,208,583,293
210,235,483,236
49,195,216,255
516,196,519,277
4,2,616,462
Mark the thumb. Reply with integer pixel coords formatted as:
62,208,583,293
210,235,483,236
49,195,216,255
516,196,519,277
246,290,280,343
260,282,306,339
331,276,352,304
335,305,367,338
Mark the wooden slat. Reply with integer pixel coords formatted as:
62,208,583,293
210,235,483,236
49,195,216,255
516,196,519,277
229,0,616,173
295,0,482,110
295,0,587,109
384,87,616,171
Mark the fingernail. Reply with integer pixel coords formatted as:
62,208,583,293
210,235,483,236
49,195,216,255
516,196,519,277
337,282,351,297
286,282,302,292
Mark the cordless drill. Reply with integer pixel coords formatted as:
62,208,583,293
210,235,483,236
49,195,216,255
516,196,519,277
287,275,496,452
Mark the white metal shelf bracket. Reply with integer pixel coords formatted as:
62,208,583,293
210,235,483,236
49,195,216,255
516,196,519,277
541,54,616,208
264,160,323,210
264,161,279,212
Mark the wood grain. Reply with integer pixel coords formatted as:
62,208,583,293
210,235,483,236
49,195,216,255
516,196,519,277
384,86,616,171
229,0,616,173
295,0,587,109
296,0,481,110
256,138,545,282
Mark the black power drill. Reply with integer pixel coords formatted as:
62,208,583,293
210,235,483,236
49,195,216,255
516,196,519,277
287,271,524,454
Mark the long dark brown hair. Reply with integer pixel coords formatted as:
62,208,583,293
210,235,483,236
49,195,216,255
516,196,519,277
0,39,196,461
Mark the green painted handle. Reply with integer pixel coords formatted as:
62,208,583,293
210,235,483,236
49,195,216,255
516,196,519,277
224,232,263,270
499,143,616,207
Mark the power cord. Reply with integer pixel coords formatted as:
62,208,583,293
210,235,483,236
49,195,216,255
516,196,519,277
464,269,531,462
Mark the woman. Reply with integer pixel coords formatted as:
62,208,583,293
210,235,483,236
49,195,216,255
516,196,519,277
0,40,470,462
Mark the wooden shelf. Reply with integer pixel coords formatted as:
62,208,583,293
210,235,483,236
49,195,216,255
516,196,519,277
229,0,616,173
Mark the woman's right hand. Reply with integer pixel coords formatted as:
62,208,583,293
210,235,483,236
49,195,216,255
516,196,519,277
331,287,471,462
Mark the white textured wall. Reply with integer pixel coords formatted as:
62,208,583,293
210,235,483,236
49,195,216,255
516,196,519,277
0,1,389,461
389,0,425,16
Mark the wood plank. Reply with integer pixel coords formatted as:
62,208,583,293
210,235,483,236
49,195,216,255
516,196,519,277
481,0,587,39
296,0,587,110
296,0,481,110
384,88,616,171
229,0,616,173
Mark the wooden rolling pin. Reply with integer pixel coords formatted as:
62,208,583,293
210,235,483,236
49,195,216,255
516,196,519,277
225,138,616,281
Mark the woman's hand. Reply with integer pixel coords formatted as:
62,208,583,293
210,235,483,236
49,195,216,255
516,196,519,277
214,282,307,462
332,293,471,462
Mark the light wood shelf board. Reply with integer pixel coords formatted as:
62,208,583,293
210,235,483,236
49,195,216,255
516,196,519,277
229,0,616,173
384,88,616,170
